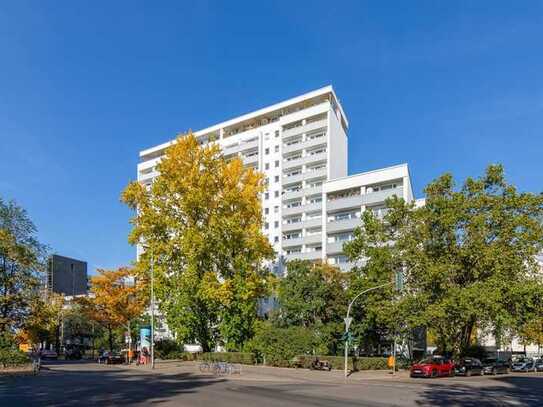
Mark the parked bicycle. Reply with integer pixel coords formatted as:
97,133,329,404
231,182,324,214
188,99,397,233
198,361,242,375
199,361,211,373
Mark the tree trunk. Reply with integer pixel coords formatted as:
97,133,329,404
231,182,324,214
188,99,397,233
55,323,61,354
459,319,476,355
108,326,114,352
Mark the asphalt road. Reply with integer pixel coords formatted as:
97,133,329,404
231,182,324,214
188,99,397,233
1,361,542,406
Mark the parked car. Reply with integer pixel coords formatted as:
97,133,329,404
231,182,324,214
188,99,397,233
97,351,124,365
410,356,455,378
40,349,58,360
455,358,483,377
535,359,543,372
482,358,509,375
511,358,536,372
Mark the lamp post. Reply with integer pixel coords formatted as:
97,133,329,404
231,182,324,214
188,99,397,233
344,281,394,379
150,254,155,369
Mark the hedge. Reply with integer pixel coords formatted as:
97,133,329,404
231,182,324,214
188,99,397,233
156,350,388,371
199,352,255,365
290,355,388,371
0,348,30,368
158,351,198,361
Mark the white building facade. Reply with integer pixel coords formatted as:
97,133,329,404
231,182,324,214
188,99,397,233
137,86,414,272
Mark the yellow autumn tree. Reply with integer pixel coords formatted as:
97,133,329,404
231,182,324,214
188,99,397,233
79,267,147,352
122,132,274,351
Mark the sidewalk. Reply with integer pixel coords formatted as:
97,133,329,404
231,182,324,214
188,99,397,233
120,359,411,384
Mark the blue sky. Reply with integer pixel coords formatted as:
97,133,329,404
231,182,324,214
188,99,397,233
1,1,542,274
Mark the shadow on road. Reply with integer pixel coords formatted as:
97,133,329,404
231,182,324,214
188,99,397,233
0,362,225,406
415,375,543,406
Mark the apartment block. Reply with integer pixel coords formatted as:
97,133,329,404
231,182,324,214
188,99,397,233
137,86,415,272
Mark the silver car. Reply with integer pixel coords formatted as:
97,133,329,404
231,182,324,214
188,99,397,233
511,358,535,372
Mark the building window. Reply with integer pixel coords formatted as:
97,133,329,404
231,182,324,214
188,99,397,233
274,205,279,213
265,193,269,200
274,236,279,243
274,191,279,198
265,148,270,155
275,130,279,138
265,208,269,215
274,221,279,228
265,163,270,170
264,222,269,230
275,145,279,153
274,175,279,182
275,160,279,168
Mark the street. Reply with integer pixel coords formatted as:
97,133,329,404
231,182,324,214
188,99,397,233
1,361,542,406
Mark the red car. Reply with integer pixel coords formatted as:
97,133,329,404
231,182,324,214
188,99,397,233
410,356,455,378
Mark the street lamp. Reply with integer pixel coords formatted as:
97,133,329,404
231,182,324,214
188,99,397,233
343,269,404,380
343,281,394,379
150,253,155,369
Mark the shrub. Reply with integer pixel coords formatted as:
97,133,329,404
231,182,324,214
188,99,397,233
0,348,30,368
243,322,315,365
292,355,388,371
154,339,182,359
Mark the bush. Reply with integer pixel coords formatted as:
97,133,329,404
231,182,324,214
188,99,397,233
199,352,255,365
154,339,182,359
243,322,315,365
0,348,30,368
292,355,388,371
158,351,199,361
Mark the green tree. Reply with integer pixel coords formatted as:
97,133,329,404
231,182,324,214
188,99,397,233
345,164,543,356
0,198,46,334
122,133,274,351
274,260,347,328
272,260,347,355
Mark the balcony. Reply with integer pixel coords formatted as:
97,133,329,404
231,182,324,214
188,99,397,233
362,187,404,206
326,217,360,233
283,217,322,233
326,194,365,212
283,137,327,154
303,167,327,181
282,118,328,139
302,234,322,245
242,153,259,166
302,217,322,229
282,237,304,248
222,138,259,157
282,186,322,202
282,220,304,232
285,251,322,262
282,189,304,201
283,152,327,170
326,241,346,254
138,170,159,182
283,201,322,217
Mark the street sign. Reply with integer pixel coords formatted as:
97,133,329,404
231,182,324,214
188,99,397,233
344,317,352,331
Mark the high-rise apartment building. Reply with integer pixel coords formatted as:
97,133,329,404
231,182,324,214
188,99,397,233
137,86,414,272
46,254,88,297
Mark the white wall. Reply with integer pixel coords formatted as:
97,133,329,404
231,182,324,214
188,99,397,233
327,108,348,181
